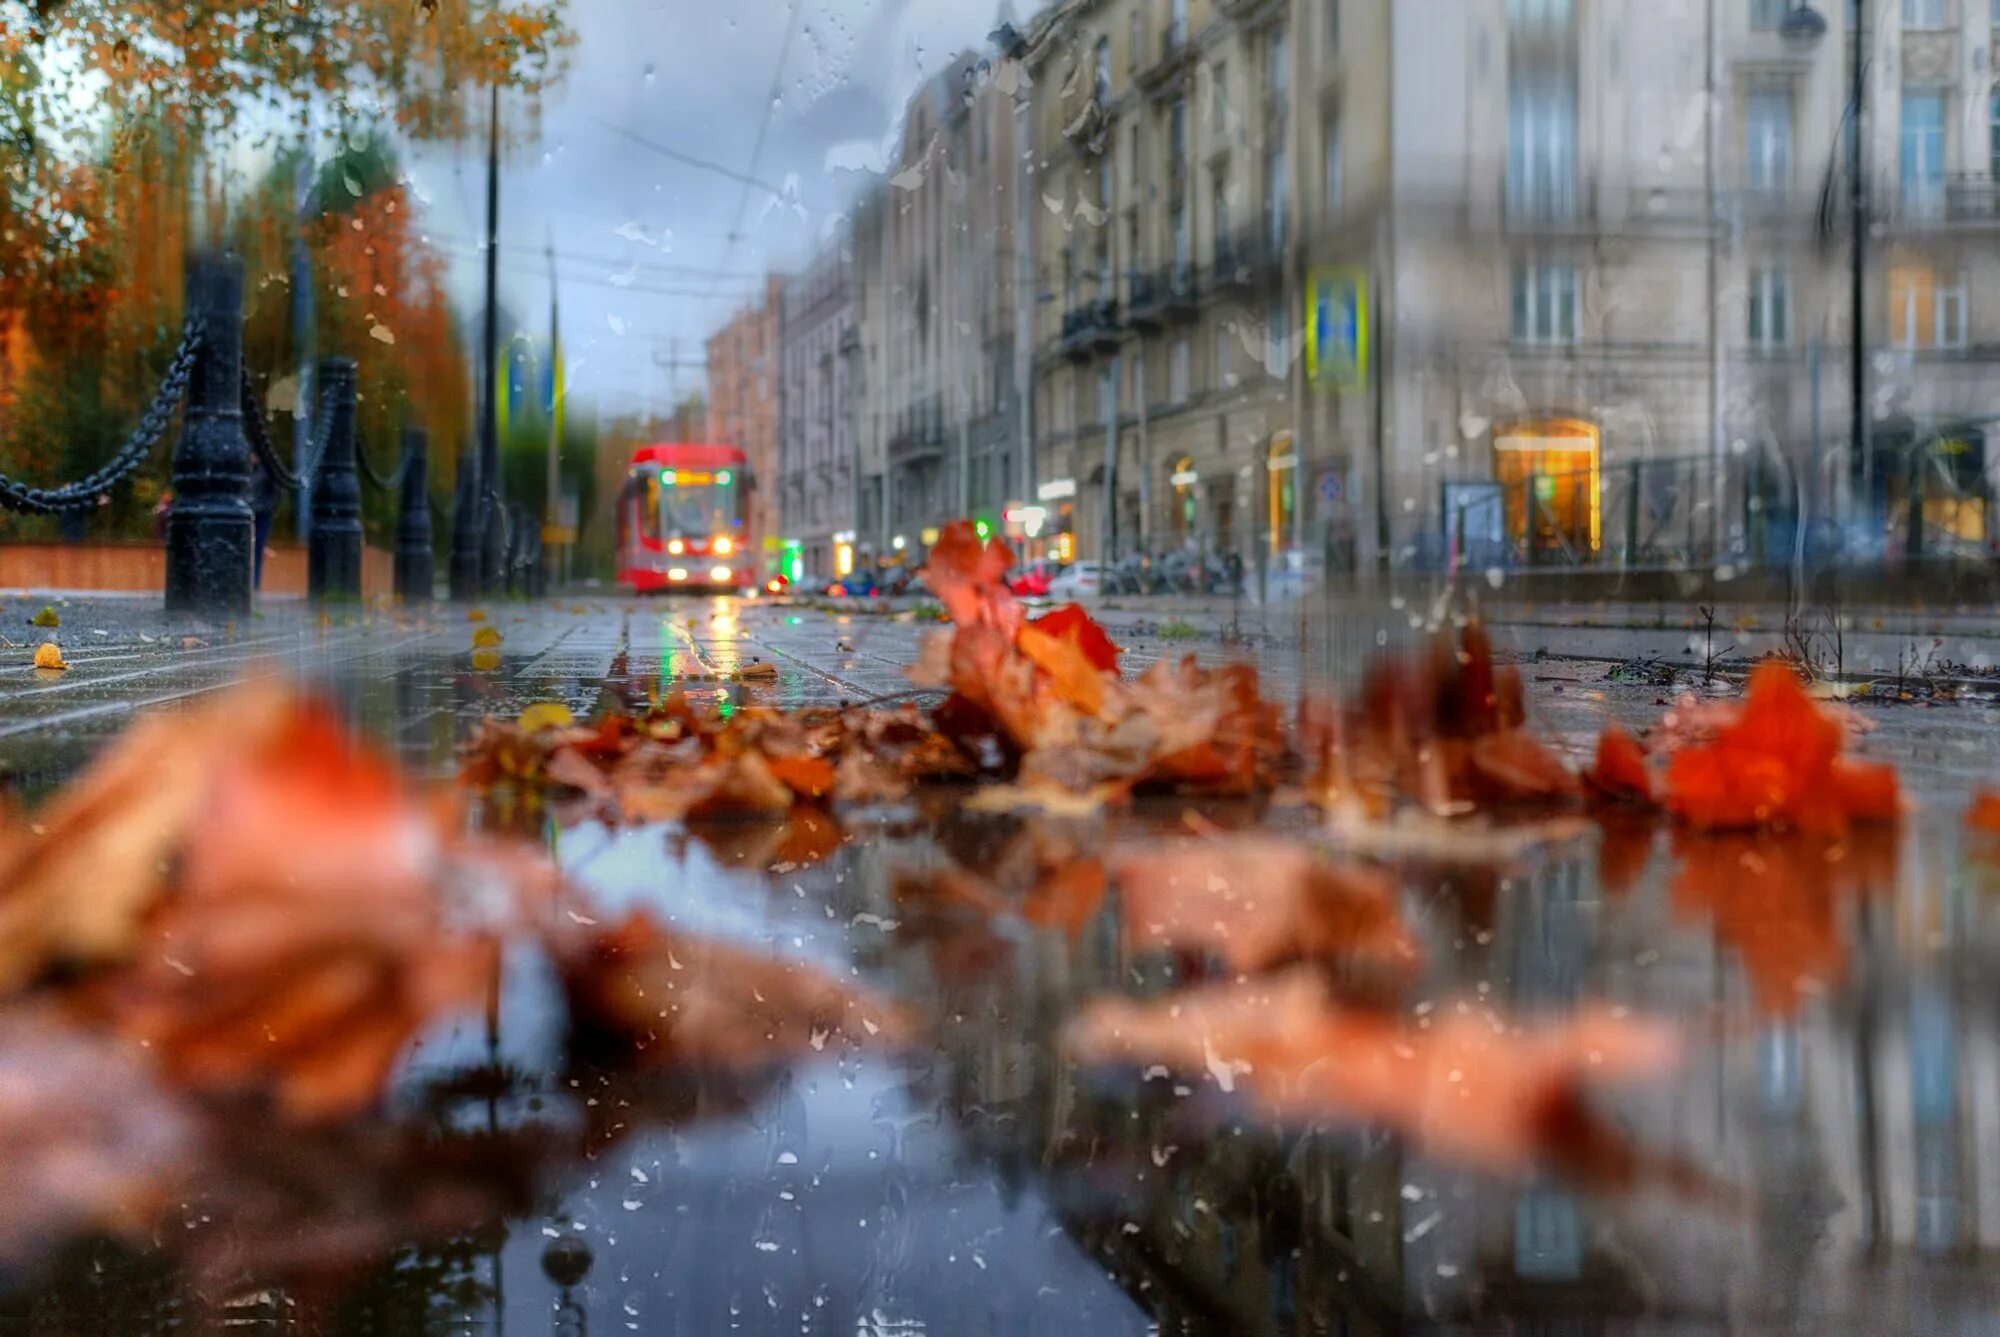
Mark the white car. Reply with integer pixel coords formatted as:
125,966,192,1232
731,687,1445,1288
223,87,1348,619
1044,561,1105,600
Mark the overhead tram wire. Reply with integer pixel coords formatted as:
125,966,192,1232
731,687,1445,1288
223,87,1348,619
705,0,806,301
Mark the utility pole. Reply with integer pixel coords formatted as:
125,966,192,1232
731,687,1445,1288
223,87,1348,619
1850,0,1870,530
290,130,316,543
544,227,562,589
477,78,504,593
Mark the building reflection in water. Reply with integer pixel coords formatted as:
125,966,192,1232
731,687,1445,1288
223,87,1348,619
873,807,2000,1333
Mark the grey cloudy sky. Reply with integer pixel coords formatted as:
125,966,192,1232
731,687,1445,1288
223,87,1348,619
410,0,1009,423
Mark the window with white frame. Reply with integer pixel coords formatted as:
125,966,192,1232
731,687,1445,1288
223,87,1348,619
1891,264,1968,349
1323,109,1342,214
1508,0,1574,29
1265,141,1288,248
1748,267,1790,348
1094,36,1111,98
1989,91,2000,178
1902,0,1948,28
1901,92,1946,215
1327,0,1340,52
1265,297,1288,376
1168,0,1187,51
1170,338,1191,404
1512,259,1578,344
1751,0,1794,29
1508,75,1578,219
1265,25,1289,105
1745,91,1792,195
1129,9,1143,72
1216,322,1236,386
1212,62,1229,134
1212,176,1230,255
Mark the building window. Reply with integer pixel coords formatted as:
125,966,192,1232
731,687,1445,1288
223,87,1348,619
1168,0,1187,52
1094,35,1111,98
1170,98,1188,170
1212,62,1229,133
1216,322,1235,387
1323,110,1342,214
1751,0,1795,28
1327,0,1340,52
1508,75,1577,220
1265,26,1289,106
1171,199,1190,271
1901,92,1946,215
1129,8,1144,72
1265,142,1288,249
1990,91,2000,178
1746,90,1792,195
1212,176,1231,255
1265,298,1288,376
1748,267,1790,348
1891,265,1968,349
1902,0,1948,27
1512,260,1578,344
1170,338,1191,404
1508,0,1574,29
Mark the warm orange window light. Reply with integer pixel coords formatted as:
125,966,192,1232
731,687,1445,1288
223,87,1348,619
1493,418,1601,555
835,543,855,577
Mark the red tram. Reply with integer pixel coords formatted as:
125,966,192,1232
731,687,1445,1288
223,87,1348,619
615,444,756,593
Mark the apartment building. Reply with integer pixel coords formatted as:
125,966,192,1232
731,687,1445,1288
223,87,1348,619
778,248,856,582
868,50,1029,559
850,181,893,563
705,276,786,573
1025,0,1301,569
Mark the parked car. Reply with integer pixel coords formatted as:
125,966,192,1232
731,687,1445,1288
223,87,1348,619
1044,561,1105,601
822,574,882,598
1007,560,1062,598
879,565,919,597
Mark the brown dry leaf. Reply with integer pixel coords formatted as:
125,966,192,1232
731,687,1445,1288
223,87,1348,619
1067,968,1691,1189
1114,839,1419,978
0,1011,195,1266
0,685,293,993
31,642,66,671
560,914,908,1069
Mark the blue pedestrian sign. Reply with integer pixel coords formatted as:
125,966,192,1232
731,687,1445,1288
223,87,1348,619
1305,268,1367,392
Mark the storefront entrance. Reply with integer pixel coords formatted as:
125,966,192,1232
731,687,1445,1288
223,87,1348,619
1493,418,1600,560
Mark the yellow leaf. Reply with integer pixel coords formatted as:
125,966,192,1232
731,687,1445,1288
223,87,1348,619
30,606,58,628
471,647,502,671
32,642,67,671
518,702,574,732
472,626,503,648
468,609,487,622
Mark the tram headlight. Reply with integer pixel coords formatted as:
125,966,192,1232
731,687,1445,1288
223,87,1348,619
712,536,734,557
667,539,686,556
710,565,732,583
668,567,688,582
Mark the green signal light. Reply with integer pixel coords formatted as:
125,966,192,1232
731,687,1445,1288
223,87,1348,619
973,518,993,539
717,469,734,486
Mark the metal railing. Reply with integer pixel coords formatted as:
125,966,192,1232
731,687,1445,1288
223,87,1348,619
0,252,440,611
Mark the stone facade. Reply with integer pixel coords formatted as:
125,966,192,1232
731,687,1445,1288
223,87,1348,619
779,249,855,582
705,276,786,573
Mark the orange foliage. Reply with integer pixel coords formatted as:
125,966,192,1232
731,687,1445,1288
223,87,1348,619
1663,663,1901,833
1584,726,1655,806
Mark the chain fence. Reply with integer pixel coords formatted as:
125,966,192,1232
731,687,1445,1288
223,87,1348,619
0,320,203,515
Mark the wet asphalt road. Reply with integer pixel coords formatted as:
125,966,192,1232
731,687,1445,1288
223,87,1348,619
5,593,2000,1334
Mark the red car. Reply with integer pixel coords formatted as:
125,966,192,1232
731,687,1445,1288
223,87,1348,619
1007,560,1060,598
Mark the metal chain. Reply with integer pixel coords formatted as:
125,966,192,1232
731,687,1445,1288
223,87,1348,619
354,433,407,492
239,367,304,491
0,321,202,515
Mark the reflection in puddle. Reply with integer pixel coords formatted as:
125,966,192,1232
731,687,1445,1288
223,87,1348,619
5,660,2000,1334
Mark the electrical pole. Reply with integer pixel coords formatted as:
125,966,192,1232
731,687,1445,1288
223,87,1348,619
544,227,562,589
1850,0,1870,530
477,78,504,593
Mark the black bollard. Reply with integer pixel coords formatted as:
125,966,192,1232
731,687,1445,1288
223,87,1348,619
307,358,362,601
448,445,482,601
394,426,433,605
166,252,254,616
